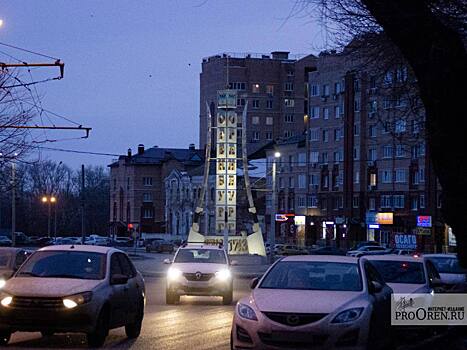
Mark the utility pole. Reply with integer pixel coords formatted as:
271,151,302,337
11,161,16,247
269,153,280,264
81,164,85,244
54,203,57,239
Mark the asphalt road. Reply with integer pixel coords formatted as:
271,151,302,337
7,277,251,349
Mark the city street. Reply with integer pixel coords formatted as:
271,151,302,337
7,277,251,349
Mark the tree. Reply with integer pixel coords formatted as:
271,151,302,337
299,0,467,265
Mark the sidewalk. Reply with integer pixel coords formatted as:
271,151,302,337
130,252,270,279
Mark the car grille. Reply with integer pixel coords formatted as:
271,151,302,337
262,312,328,327
258,331,328,347
11,296,64,309
183,273,214,281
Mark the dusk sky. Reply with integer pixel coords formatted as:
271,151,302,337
1,0,323,168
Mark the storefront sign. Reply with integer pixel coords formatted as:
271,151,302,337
394,234,417,250
366,212,377,225
204,236,248,255
417,216,432,228
294,216,305,225
448,227,457,246
377,212,394,225
276,213,294,222
416,227,432,236
368,224,380,229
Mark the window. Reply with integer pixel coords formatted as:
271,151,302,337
309,128,320,141
396,66,408,82
354,98,361,112
285,82,294,91
383,121,391,133
322,84,330,96
411,197,418,211
266,100,273,109
252,83,260,93
381,170,392,183
252,116,259,125
287,70,295,76
266,84,274,95
335,105,341,118
369,125,377,138
334,82,342,94
143,193,153,202
253,131,260,140
237,98,246,106
321,152,328,164
420,194,425,208
334,128,342,141
289,176,294,188
354,171,360,184
322,129,329,142
265,131,273,140
353,195,360,208
266,117,273,125
311,106,320,119
113,178,117,190
354,123,360,136
383,97,392,109
229,82,246,90
322,174,329,188
333,151,340,163
298,196,306,208
142,208,154,218
143,177,153,186
369,100,377,112
354,79,360,92
252,99,260,109
298,175,306,188
284,130,293,138
353,147,359,160
298,153,306,166
383,145,393,158
310,151,319,163
419,142,425,156
395,169,407,183
411,145,419,159
381,195,392,208
383,71,393,86
368,148,377,161
369,197,376,210
311,84,319,96
310,174,319,186
279,177,284,188
323,107,330,120
419,167,425,183
370,173,377,187
126,177,130,190
411,119,420,135
284,114,294,123
308,195,318,208
284,99,295,107
394,195,405,208
395,120,406,133
396,144,405,157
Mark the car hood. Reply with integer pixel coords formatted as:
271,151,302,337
0,269,14,279
439,273,466,285
3,277,103,297
387,283,429,294
171,263,228,274
252,288,364,314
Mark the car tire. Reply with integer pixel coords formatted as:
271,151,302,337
222,288,233,305
41,331,54,337
166,289,180,304
0,331,11,346
125,300,144,339
87,308,109,348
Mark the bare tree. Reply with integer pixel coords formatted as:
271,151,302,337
298,0,467,265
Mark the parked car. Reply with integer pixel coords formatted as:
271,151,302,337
346,245,390,257
349,241,382,251
0,245,145,346
309,246,347,256
423,253,467,289
0,248,32,288
146,239,174,253
0,237,12,247
231,255,393,349
113,237,133,247
53,237,76,245
33,237,54,247
273,244,285,255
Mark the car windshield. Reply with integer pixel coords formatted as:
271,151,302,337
16,251,106,280
260,261,363,291
428,257,467,274
370,260,425,284
0,251,13,268
174,249,226,264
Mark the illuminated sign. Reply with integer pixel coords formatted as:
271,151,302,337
417,216,432,228
275,213,294,222
294,216,305,225
368,224,380,229
377,212,393,225
394,234,417,250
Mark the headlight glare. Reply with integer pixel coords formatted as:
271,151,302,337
62,291,92,309
237,303,258,321
215,269,231,281
1,295,12,307
332,307,364,323
0,279,6,289
167,267,182,280
63,299,78,309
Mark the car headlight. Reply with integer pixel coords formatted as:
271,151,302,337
0,294,12,307
237,303,258,321
215,269,231,282
167,267,182,281
331,307,364,323
62,291,93,309
0,279,6,289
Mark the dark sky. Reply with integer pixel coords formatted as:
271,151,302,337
0,0,323,168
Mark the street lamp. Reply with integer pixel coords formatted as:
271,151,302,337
41,195,57,238
269,151,281,263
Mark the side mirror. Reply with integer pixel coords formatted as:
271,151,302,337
250,277,259,289
110,274,129,285
163,258,172,264
230,260,239,266
369,281,383,294
430,277,443,287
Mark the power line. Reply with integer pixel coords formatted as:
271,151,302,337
0,41,60,60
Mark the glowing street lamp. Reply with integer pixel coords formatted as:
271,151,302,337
41,195,57,238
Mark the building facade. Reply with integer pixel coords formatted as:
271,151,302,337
109,144,204,235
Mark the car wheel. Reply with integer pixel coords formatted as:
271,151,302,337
125,300,144,339
87,308,109,348
41,331,54,337
222,288,233,305
0,331,11,346
166,289,180,304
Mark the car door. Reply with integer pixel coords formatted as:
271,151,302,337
109,253,130,328
364,261,392,343
116,253,141,320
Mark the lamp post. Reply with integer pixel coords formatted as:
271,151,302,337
41,195,56,238
269,151,281,264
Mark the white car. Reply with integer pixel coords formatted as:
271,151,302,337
365,255,439,294
423,254,467,288
164,243,236,305
346,245,389,257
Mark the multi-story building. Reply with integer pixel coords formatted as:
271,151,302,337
108,144,204,235
265,49,443,251
199,51,317,152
